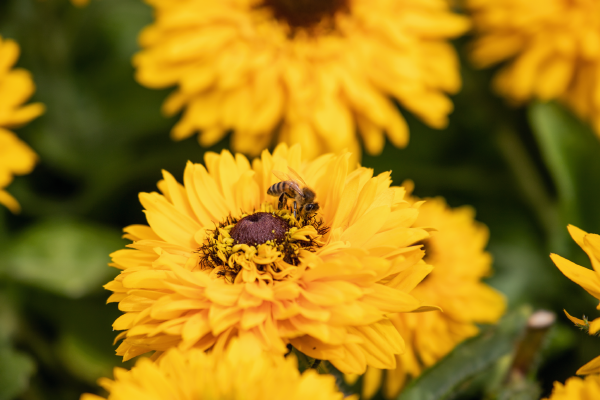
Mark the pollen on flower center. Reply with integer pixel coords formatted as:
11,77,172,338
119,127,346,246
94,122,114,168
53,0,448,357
198,204,329,283
230,212,288,245
261,0,349,31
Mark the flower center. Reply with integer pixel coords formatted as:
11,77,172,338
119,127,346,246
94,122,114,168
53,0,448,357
230,212,288,246
261,0,349,32
198,204,329,283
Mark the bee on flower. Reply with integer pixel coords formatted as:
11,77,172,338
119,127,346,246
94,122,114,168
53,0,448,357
106,144,439,374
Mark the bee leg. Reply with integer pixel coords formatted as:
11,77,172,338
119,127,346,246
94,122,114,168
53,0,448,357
293,201,297,219
278,193,286,210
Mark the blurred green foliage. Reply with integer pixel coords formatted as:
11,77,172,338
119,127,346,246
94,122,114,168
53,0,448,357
1,0,600,399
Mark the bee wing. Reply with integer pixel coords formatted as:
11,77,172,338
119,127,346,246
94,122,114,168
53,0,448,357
272,170,292,182
272,170,303,194
286,166,307,187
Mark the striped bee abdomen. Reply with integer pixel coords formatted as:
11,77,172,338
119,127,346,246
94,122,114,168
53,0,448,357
268,181,287,196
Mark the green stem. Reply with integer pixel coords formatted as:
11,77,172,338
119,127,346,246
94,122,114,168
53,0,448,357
495,128,562,250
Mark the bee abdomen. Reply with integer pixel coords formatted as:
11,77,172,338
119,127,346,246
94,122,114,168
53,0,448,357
267,182,285,196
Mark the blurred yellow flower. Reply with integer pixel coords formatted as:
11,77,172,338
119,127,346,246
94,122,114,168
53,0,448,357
71,0,90,6
134,0,469,158
543,374,600,400
467,0,600,138
551,225,600,375
0,36,44,213
107,144,436,374
81,337,354,400
360,187,505,399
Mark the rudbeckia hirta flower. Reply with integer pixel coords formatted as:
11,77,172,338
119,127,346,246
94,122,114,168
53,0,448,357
0,36,44,213
467,0,600,138
359,189,505,398
544,375,600,400
107,144,435,374
134,0,469,158
81,337,354,400
551,225,600,375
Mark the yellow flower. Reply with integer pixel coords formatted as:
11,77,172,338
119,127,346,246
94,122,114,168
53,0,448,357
551,225,600,375
467,0,600,138
107,144,436,374
360,186,506,399
81,336,355,400
0,36,44,213
543,375,600,400
133,0,469,158
71,0,90,6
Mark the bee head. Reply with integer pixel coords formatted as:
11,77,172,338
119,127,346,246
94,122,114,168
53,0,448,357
303,203,319,216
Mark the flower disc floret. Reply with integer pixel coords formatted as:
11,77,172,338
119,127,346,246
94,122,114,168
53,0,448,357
107,144,434,374
198,205,327,283
81,337,353,400
134,0,469,157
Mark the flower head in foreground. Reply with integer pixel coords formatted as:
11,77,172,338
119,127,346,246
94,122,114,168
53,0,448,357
107,144,436,374
0,36,44,213
543,374,600,400
467,0,600,137
551,225,600,375
82,337,354,400
360,186,506,399
134,0,469,158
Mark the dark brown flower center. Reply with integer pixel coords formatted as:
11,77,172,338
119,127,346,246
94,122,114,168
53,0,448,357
230,212,288,245
261,0,349,31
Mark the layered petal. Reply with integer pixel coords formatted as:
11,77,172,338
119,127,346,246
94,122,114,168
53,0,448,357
467,0,600,140
81,337,351,400
106,144,434,374
0,36,43,212
364,192,506,399
134,0,469,157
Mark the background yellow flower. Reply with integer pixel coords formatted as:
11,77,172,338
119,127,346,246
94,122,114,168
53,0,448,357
82,336,352,400
134,0,469,158
359,187,505,398
467,0,600,138
551,225,600,375
107,144,436,374
0,35,44,213
543,374,600,400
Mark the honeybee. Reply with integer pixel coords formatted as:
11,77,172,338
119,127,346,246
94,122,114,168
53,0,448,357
267,167,320,219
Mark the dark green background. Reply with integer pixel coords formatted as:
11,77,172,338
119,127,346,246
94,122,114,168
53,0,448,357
1,0,600,399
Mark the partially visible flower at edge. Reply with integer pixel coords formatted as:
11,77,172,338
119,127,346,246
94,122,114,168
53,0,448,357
466,0,600,139
71,0,90,6
543,374,600,400
134,0,469,159
357,182,506,399
551,225,600,375
0,35,44,213
81,336,357,400
107,143,438,374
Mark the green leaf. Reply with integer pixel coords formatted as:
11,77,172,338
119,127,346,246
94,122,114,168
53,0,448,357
397,307,531,400
0,218,124,298
528,102,600,236
290,347,317,373
0,292,18,345
56,331,116,385
0,346,36,400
